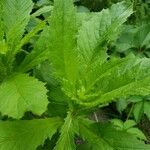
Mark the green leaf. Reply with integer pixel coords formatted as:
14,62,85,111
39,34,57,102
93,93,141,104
32,6,53,17
133,101,144,122
54,112,78,150
79,118,150,150
33,61,68,118
131,23,150,48
128,96,143,103
116,98,128,113
0,117,62,150
79,57,150,107
15,20,46,52
77,1,133,71
77,6,90,12
144,101,150,120
115,25,137,52
75,2,133,102
127,128,146,140
48,0,78,88
116,23,150,52
0,73,48,119
96,122,150,150
133,100,150,121
111,119,124,129
2,0,33,51
124,120,137,130
47,102,67,118
111,119,146,140
79,119,113,150
117,95,142,115
18,26,50,72
76,12,95,28
34,61,59,87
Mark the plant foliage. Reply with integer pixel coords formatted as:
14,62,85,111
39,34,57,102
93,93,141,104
0,0,150,149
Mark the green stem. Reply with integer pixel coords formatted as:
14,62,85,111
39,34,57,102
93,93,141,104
126,103,134,121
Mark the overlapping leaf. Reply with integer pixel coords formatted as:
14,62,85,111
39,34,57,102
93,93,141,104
78,118,150,150
1,0,33,51
75,2,134,103
0,73,48,119
18,26,50,72
54,112,78,150
116,23,150,52
79,57,150,107
48,0,78,88
133,97,150,122
0,118,62,150
77,2,133,70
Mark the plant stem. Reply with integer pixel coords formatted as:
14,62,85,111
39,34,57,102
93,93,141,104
126,104,134,121
94,112,99,122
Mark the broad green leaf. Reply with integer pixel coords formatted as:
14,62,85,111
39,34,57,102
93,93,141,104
2,0,33,51
54,112,78,150
81,55,130,96
0,73,48,119
0,118,62,150
76,2,133,99
79,118,150,150
77,2,133,71
79,57,150,107
48,0,78,88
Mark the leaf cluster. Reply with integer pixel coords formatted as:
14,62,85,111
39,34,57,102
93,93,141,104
0,0,150,149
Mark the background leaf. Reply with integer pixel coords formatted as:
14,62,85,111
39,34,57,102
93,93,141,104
79,118,150,150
